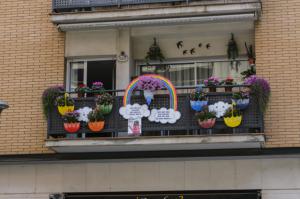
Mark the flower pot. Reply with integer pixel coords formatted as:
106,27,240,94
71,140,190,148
64,122,80,133
209,87,217,92
190,100,208,112
98,104,113,115
233,98,250,110
225,87,232,92
143,90,154,105
88,121,105,132
57,105,75,116
224,116,242,128
198,118,216,129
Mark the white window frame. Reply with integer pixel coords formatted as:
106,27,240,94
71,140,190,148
66,57,116,92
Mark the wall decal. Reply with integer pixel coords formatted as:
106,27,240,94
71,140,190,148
198,43,202,48
176,41,183,49
183,50,187,55
190,48,195,55
206,43,211,49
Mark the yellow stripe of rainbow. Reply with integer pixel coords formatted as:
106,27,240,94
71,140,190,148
123,74,178,111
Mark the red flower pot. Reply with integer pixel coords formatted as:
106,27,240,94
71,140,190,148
64,123,80,133
248,58,255,65
88,121,105,132
198,118,216,129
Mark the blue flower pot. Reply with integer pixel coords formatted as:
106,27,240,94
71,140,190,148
233,99,250,110
190,100,208,112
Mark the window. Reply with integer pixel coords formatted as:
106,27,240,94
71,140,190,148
67,60,116,91
140,60,249,87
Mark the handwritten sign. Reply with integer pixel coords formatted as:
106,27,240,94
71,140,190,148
119,104,150,119
148,108,181,124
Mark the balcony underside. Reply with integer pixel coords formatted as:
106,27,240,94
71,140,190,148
46,134,265,153
52,0,261,31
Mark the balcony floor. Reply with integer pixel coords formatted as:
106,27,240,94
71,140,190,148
46,134,265,153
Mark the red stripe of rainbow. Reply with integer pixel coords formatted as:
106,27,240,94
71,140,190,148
123,74,178,111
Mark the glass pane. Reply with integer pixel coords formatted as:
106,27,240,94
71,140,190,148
196,62,213,85
70,62,84,91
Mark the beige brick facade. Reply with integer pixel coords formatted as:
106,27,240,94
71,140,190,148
255,0,300,147
0,0,64,154
0,0,299,154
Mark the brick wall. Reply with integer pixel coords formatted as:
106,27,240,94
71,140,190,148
0,0,299,154
0,0,64,153
255,0,300,147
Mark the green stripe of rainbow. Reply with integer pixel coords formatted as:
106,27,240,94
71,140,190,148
123,74,178,111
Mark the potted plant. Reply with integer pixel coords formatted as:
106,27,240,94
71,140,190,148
244,75,270,113
96,92,114,115
222,77,235,92
195,106,216,129
91,81,104,96
223,106,242,128
42,85,64,118
204,76,220,92
241,65,256,80
190,86,208,112
245,42,255,65
232,90,250,110
145,38,165,63
62,111,80,133
55,94,75,116
137,76,163,105
75,84,90,98
87,108,105,132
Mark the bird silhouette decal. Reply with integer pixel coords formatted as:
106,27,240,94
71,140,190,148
190,48,195,55
183,50,188,55
198,43,202,48
176,41,183,49
206,43,211,49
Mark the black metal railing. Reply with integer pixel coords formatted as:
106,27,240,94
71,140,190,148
47,85,264,139
52,0,187,12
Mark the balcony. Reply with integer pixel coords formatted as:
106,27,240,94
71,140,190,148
46,86,265,153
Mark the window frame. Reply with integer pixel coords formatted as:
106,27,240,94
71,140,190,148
66,57,116,92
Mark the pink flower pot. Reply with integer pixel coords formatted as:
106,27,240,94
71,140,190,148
198,118,216,129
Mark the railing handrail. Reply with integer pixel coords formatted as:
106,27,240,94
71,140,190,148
62,84,250,94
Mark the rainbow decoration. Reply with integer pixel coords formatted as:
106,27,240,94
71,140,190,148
123,74,178,111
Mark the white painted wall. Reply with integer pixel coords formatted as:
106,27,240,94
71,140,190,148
0,157,300,198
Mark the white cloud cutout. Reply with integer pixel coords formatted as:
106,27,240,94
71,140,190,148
208,101,230,118
77,107,92,122
119,104,150,119
148,108,181,124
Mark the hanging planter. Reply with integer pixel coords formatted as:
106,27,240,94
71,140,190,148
232,91,250,110
190,100,208,112
56,93,75,116
96,93,114,115
195,107,216,129
137,76,163,106
62,111,80,133
88,108,105,132
223,106,242,128
64,123,80,133
145,37,165,63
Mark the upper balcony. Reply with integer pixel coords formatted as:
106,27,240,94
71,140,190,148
51,0,262,31
45,85,265,153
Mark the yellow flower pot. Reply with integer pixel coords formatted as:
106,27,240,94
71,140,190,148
224,116,242,128
57,105,75,116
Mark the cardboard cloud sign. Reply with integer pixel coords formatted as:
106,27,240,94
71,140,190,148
209,101,230,118
148,108,181,124
119,104,150,119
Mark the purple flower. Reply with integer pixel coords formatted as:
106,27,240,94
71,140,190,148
244,75,270,93
137,76,163,91
204,76,220,86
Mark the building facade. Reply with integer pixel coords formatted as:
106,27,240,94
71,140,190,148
0,0,300,198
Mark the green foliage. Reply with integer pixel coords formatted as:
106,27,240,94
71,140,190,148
195,106,216,121
190,87,207,101
241,66,256,80
224,107,242,118
145,38,165,63
96,92,113,106
42,86,64,118
88,108,105,122
55,95,75,106
232,91,249,100
251,83,270,113
63,111,79,123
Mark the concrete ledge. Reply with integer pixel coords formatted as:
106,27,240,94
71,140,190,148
46,134,265,153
